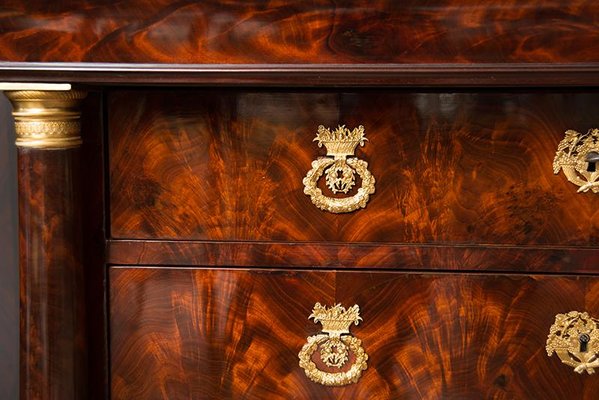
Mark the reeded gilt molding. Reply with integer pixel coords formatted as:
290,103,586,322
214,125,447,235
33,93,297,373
0,84,86,149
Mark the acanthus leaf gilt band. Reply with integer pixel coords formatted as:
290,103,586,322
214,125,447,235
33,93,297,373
2,88,87,149
303,125,375,213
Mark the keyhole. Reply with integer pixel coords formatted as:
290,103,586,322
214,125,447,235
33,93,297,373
579,333,591,352
585,152,599,172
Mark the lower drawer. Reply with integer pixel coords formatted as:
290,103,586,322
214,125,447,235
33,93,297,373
109,267,599,399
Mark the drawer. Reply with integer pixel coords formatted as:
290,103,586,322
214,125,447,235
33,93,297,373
109,90,599,246
109,267,599,399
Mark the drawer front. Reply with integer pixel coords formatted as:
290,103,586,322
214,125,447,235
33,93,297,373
109,267,599,399
109,90,599,246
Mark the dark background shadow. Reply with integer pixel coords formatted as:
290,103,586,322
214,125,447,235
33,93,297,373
0,95,19,399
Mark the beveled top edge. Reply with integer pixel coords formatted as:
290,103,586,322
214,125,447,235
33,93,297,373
1,62,599,87
0,82,71,91
1,61,599,72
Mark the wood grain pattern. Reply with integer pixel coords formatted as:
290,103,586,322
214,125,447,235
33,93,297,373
106,240,599,274
0,1,598,64
18,148,86,399
110,267,599,399
109,89,599,246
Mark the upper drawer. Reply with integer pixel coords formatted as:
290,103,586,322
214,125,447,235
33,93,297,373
109,89,599,245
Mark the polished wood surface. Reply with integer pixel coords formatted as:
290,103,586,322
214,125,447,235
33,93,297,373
2,2,598,399
19,148,86,399
106,240,599,274
0,1,598,65
0,95,18,399
1,63,599,88
109,89,599,246
110,267,599,399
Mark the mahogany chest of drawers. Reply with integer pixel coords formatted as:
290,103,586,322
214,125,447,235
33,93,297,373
1,1,599,399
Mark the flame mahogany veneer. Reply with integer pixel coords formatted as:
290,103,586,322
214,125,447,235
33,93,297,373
106,88,599,399
0,0,598,64
109,90,599,246
109,267,599,399
2,1,599,400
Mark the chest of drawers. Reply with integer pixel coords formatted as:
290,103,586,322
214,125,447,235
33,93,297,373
1,1,599,399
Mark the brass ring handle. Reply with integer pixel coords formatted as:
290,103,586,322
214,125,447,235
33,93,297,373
303,125,376,213
298,303,368,386
546,311,599,374
554,129,599,193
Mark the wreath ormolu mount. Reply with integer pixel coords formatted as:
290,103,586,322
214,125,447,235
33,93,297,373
546,311,599,374
554,129,599,193
303,125,375,213
298,303,368,386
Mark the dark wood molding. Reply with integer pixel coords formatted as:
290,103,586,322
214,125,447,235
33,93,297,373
1,62,599,87
106,240,599,274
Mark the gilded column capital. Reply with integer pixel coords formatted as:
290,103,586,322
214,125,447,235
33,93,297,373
1,83,87,149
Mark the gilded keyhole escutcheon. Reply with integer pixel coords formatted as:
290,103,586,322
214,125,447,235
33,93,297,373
553,128,599,193
298,303,368,386
303,125,375,213
546,311,599,374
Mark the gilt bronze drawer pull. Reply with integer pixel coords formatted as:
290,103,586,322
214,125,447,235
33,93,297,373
303,125,375,213
554,129,599,193
298,303,368,386
546,311,599,374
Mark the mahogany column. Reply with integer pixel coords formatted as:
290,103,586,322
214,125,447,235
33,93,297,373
3,88,87,400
